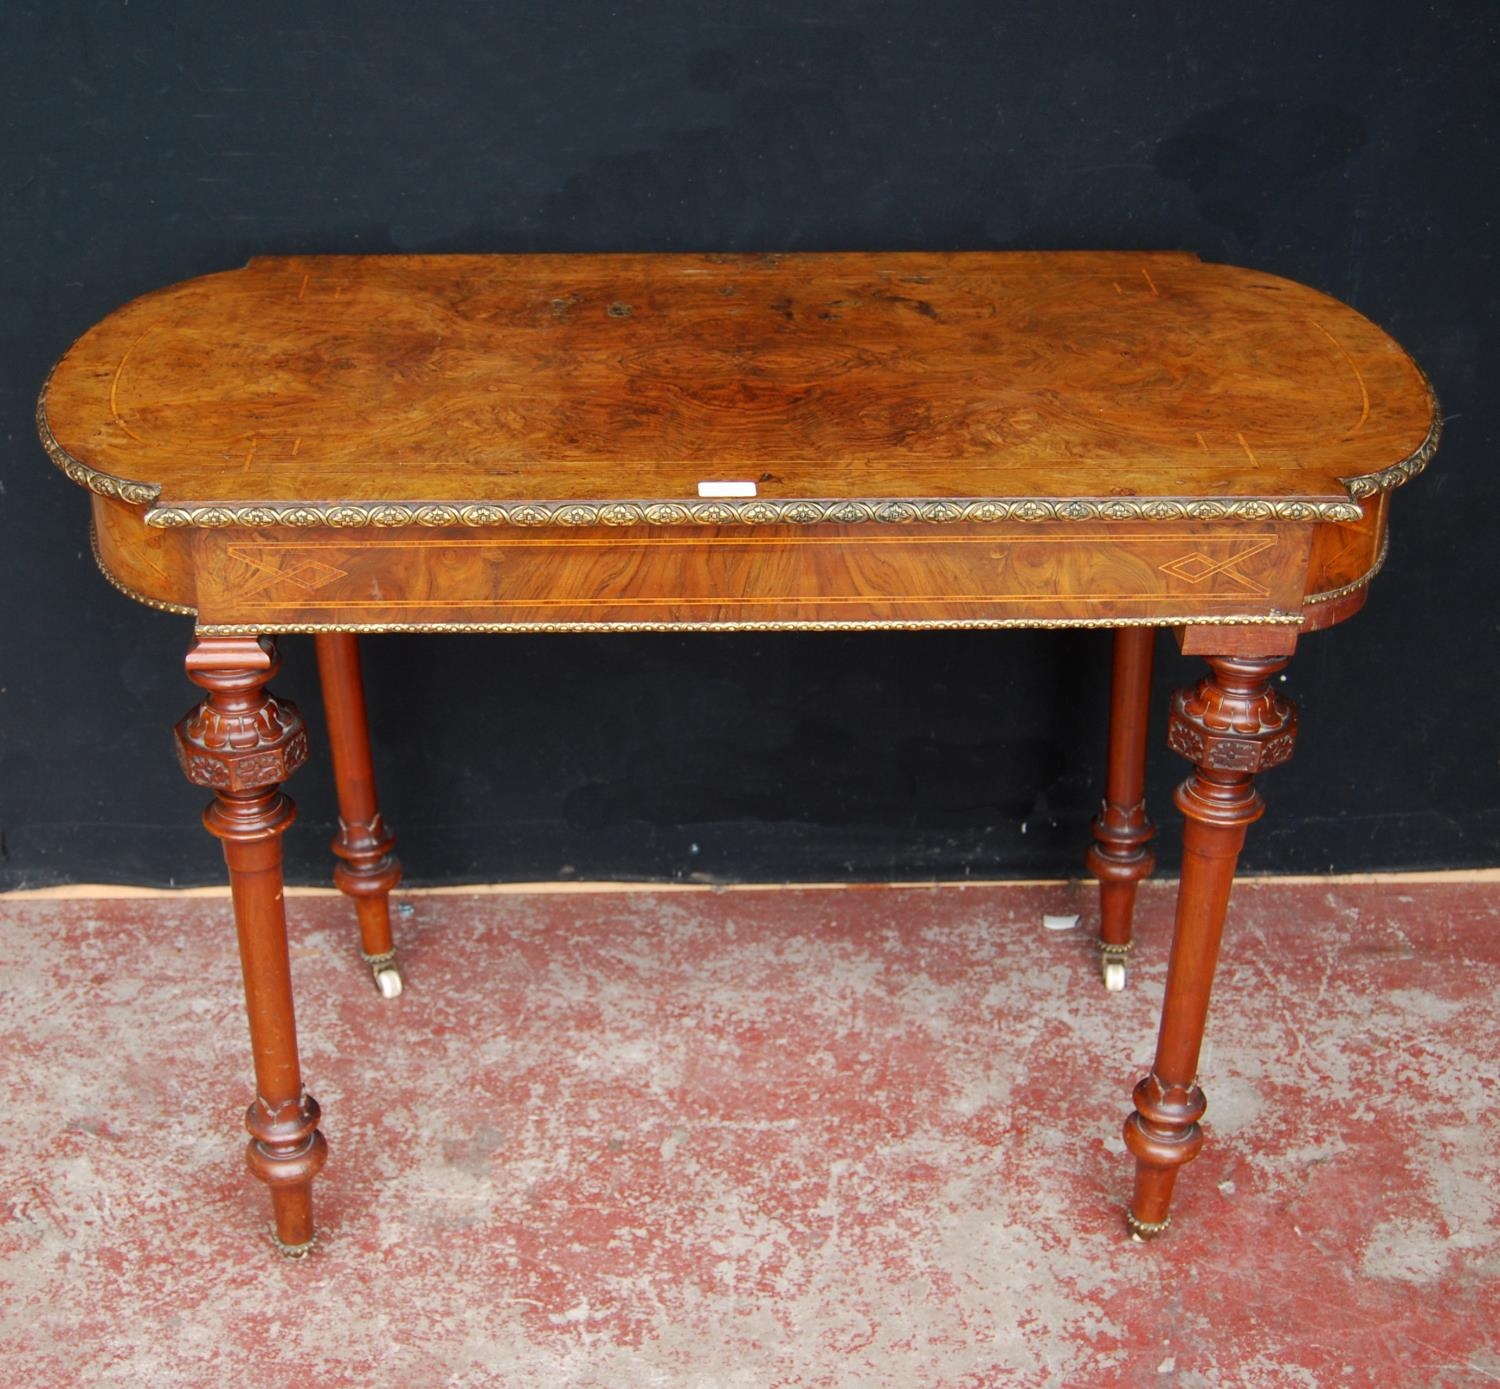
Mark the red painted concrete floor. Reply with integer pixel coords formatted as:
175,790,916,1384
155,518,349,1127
0,878,1496,1387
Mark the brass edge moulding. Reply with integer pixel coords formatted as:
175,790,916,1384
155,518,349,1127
89,517,198,616
193,613,1306,637
36,382,160,507
146,496,1368,528
1337,399,1442,501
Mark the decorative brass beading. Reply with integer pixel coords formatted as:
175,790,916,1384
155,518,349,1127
140,496,1368,529
1338,404,1442,500
38,386,159,506
192,613,1304,637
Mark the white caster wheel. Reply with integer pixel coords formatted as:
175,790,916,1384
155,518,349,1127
374,965,404,999
1102,958,1127,992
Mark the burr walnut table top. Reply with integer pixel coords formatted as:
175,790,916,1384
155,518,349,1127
40,252,1437,638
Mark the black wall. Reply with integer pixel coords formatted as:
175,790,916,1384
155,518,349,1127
3,2,1496,891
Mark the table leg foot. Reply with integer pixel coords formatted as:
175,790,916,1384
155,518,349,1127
1124,1071,1206,1232
1124,653,1297,1234
248,1091,329,1253
177,635,329,1252
1086,628,1157,989
315,633,404,994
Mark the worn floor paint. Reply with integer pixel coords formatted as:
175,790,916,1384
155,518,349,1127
0,880,1496,1387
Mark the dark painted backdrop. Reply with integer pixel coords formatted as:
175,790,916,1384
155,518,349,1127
2,1,1495,890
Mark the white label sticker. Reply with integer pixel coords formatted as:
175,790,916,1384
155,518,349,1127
697,480,758,498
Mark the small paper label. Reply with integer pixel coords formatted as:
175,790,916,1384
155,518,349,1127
697,480,757,498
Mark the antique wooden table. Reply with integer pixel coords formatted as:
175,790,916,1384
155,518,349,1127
38,252,1437,1255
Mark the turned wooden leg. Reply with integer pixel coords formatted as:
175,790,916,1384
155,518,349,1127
176,635,328,1256
314,633,404,998
1085,627,1157,991
1123,653,1297,1237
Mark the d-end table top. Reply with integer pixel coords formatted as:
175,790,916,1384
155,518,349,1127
39,251,1437,530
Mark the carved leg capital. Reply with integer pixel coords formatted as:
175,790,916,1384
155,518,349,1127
176,636,309,804
1167,653,1297,788
1126,653,1297,1237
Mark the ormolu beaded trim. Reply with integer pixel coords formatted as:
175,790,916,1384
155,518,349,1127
193,613,1303,637
142,496,1366,528
38,381,159,506
1338,394,1442,501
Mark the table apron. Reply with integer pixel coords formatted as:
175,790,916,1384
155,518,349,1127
159,522,1316,632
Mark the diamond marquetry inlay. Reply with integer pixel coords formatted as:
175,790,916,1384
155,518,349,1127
1158,540,1275,595
229,547,349,597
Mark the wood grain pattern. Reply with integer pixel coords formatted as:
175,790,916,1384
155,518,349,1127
42,253,1436,524
185,521,1312,631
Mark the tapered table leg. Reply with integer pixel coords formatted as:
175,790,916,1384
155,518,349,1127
176,635,328,1255
1085,627,1157,990
315,633,404,998
1124,653,1297,1237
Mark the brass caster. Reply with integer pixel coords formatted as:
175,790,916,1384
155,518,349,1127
1101,944,1130,992
363,950,403,998
374,964,403,999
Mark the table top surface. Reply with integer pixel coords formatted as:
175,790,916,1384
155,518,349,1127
41,252,1436,530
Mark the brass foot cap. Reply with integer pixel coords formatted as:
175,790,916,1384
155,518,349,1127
271,1231,318,1259
1125,1210,1171,1240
